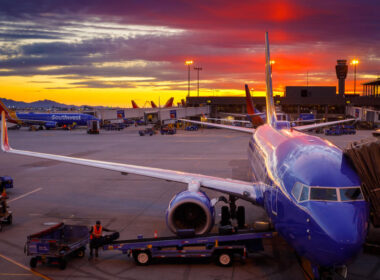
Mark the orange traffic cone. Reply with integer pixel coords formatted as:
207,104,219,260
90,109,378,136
154,230,158,238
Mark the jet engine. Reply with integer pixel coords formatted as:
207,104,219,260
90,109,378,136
166,190,215,235
44,121,57,129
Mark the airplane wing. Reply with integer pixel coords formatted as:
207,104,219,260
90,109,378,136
294,118,355,131
180,119,254,134
1,112,263,204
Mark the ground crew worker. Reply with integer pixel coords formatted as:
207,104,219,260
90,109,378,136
0,184,8,214
89,221,112,259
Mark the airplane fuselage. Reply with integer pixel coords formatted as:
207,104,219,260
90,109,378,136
13,112,98,127
248,124,369,267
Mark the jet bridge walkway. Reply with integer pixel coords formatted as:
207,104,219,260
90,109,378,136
345,137,380,227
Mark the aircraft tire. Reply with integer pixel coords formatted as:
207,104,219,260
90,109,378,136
237,206,245,228
221,206,230,226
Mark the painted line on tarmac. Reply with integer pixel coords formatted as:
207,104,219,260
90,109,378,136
8,187,43,203
0,253,52,280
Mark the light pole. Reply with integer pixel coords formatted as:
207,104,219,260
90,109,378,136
351,59,359,95
194,66,202,96
185,60,193,97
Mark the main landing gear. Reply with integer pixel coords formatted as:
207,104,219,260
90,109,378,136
219,195,246,229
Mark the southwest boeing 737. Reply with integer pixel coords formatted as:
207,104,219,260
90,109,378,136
1,33,367,279
0,100,98,129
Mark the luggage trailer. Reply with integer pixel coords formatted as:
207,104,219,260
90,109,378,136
103,230,275,266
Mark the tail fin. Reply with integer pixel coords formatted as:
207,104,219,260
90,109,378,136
131,100,139,109
1,111,10,151
151,101,157,108
265,32,277,126
244,85,256,115
163,97,174,108
181,99,186,107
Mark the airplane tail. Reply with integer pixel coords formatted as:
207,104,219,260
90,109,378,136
181,99,186,107
244,85,256,115
264,32,277,127
151,101,157,108
131,100,139,109
163,97,174,108
1,111,10,151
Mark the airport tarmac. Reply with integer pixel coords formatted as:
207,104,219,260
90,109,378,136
0,126,379,280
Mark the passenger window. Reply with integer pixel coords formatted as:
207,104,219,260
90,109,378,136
340,188,363,201
299,186,309,202
292,182,302,200
310,188,337,201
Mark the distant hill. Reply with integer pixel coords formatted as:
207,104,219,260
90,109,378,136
0,98,77,109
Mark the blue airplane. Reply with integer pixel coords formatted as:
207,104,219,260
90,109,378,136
1,33,367,279
0,100,98,129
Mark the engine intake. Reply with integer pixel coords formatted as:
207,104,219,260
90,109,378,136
166,190,214,235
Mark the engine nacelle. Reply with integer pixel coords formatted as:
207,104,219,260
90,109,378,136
166,190,215,235
44,121,57,129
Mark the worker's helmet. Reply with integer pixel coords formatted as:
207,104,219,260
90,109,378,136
96,220,101,225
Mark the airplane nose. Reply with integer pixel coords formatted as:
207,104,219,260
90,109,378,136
308,202,368,266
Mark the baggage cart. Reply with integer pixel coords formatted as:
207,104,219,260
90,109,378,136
25,223,89,270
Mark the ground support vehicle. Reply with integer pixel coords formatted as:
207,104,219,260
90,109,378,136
87,120,100,134
139,128,155,136
0,176,13,189
185,125,198,131
160,127,176,135
25,223,89,270
342,125,356,135
103,229,274,266
102,123,125,131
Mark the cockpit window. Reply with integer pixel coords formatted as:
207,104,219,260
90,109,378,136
299,186,310,202
291,182,302,200
310,188,337,201
340,188,364,201
292,183,364,202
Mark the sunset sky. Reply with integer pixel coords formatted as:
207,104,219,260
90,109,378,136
0,0,379,107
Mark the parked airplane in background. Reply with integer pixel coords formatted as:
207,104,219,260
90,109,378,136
131,100,140,109
151,97,174,108
0,100,98,129
1,33,366,279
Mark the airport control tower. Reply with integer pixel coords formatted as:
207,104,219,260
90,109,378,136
336,60,348,96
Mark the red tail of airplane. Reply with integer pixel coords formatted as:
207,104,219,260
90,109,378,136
245,84,265,126
163,97,174,108
131,100,139,109
151,101,158,108
181,99,186,107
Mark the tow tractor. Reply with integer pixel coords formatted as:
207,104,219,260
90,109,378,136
103,227,274,266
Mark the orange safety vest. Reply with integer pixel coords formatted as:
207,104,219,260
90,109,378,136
91,225,102,239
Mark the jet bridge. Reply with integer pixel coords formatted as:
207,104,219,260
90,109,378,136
344,138,380,227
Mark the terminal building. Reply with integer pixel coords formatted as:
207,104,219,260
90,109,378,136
186,79,380,124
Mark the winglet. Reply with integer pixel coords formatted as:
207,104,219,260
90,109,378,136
265,32,277,126
1,111,10,151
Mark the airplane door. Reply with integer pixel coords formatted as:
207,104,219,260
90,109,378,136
271,187,278,216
